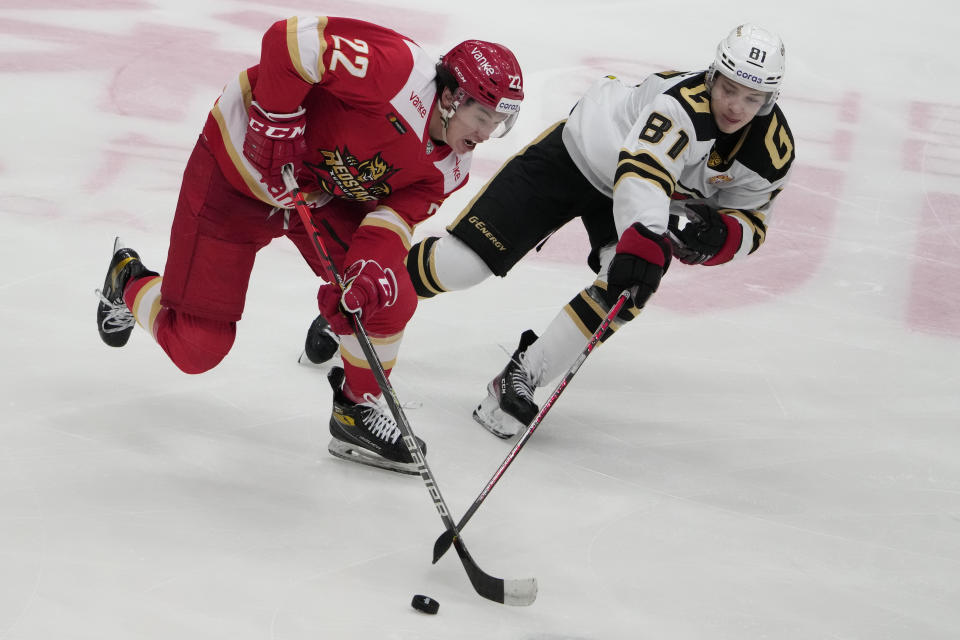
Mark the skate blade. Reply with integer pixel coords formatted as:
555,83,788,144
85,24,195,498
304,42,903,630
327,438,420,475
297,350,342,370
472,391,521,439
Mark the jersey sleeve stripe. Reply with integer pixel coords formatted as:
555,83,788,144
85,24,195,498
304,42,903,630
360,206,415,250
615,150,676,197
674,180,707,199
208,71,275,204
313,17,329,82
285,16,329,84
285,17,310,83
721,208,767,253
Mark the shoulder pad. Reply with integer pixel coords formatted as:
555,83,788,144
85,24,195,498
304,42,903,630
662,72,719,141
734,105,795,182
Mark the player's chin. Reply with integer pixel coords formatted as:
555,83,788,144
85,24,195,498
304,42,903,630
716,117,746,134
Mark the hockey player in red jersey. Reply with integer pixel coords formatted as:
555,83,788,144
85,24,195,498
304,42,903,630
396,23,796,438
95,16,524,474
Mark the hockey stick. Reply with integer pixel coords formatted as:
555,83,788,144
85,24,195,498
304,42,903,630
433,290,630,563
279,165,537,606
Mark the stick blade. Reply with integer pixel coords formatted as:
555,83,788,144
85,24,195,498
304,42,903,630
432,529,455,564
452,536,538,606
503,577,539,607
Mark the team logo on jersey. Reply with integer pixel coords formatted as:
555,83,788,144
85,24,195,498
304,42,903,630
708,174,733,184
707,149,725,169
310,147,399,201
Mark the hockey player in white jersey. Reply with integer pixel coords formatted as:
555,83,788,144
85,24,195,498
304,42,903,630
309,24,796,438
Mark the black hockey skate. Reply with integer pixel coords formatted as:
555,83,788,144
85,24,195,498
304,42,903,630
298,313,340,367
326,366,426,475
95,237,157,348
473,330,540,439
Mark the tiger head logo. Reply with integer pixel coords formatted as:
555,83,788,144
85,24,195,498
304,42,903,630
357,153,390,183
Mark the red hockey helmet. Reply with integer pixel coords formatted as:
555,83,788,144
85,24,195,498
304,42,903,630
439,40,523,137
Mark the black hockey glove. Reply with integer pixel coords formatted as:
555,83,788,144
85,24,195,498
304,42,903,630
667,205,738,265
605,222,671,309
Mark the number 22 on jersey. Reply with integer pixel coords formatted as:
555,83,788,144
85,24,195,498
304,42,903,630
330,35,369,78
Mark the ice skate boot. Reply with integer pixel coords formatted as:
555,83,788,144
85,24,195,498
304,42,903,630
298,313,340,367
326,366,426,475
473,330,540,439
95,237,157,347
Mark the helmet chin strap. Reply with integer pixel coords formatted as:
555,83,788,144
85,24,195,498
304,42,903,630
440,104,459,144
439,89,464,144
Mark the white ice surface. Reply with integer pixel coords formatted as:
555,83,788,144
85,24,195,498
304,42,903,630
2,1,959,639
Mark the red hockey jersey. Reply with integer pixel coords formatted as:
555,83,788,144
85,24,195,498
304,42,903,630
201,16,471,268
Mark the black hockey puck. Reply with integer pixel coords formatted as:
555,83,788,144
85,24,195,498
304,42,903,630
411,594,439,614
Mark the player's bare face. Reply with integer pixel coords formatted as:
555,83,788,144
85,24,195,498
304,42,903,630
711,75,769,133
446,100,508,154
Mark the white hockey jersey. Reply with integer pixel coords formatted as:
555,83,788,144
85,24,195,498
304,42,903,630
562,72,795,261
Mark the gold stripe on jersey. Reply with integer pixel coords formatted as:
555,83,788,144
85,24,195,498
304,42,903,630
360,205,414,250
284,17,329,84
210,71,275,205
615,150,675,197
447,121,565,230
674,181,707,199
722,125,751,164
720,207,768,252
239,71,252,105
314,17,329,82
285,18,304,80
705,125,752,173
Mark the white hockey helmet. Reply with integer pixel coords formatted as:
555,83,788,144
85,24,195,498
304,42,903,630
706,24,785,116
